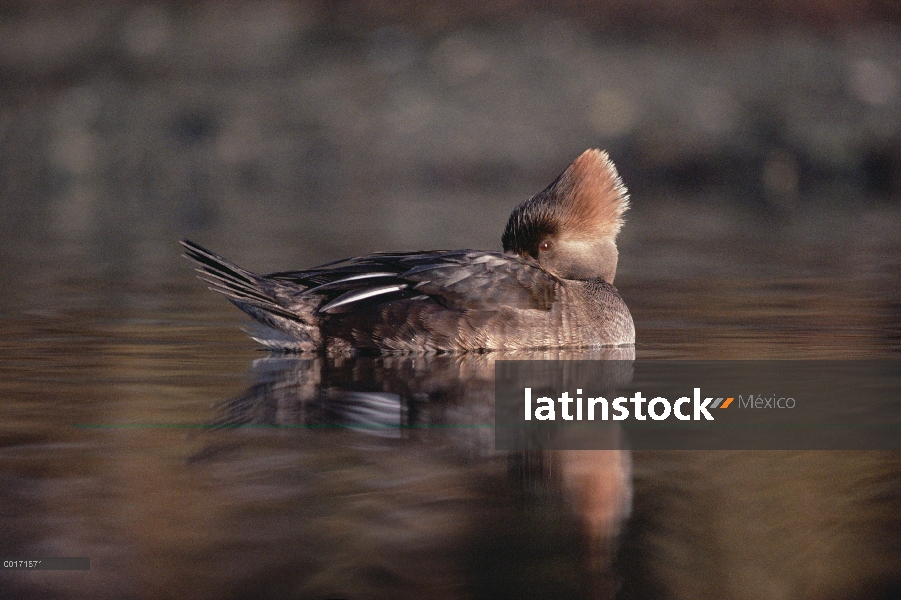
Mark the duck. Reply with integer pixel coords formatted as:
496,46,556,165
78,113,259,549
182,149,634,353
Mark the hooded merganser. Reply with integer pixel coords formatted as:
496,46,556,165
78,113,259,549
182,149,634,353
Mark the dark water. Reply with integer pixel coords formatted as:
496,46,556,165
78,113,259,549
1,197,901,600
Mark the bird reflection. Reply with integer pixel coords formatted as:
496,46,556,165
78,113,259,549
201,348,635,598
212,348,634,442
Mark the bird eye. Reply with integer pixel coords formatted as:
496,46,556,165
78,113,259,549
539,240,552,252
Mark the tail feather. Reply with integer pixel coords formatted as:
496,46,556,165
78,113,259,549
180,239,299,322
196,273,274,307
181,239,257,286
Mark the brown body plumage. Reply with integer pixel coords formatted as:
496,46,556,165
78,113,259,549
182,149,634,353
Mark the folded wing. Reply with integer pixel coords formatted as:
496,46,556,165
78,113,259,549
268,250,560,314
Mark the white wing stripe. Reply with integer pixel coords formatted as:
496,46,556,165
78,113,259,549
319,284,408,313
306,272,398,294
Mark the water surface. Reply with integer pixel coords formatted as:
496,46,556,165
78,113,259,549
1,198,900,599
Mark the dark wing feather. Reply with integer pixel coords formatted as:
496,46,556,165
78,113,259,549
185,240,560,324
271,250,559,314
400,251,559,311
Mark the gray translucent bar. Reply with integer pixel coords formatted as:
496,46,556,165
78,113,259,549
1,558,90,570
495,360,901,450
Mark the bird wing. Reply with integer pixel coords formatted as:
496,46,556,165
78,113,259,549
268,250,560,314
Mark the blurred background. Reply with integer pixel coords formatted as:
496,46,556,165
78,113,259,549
1,0,900,311
2,2,901,599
